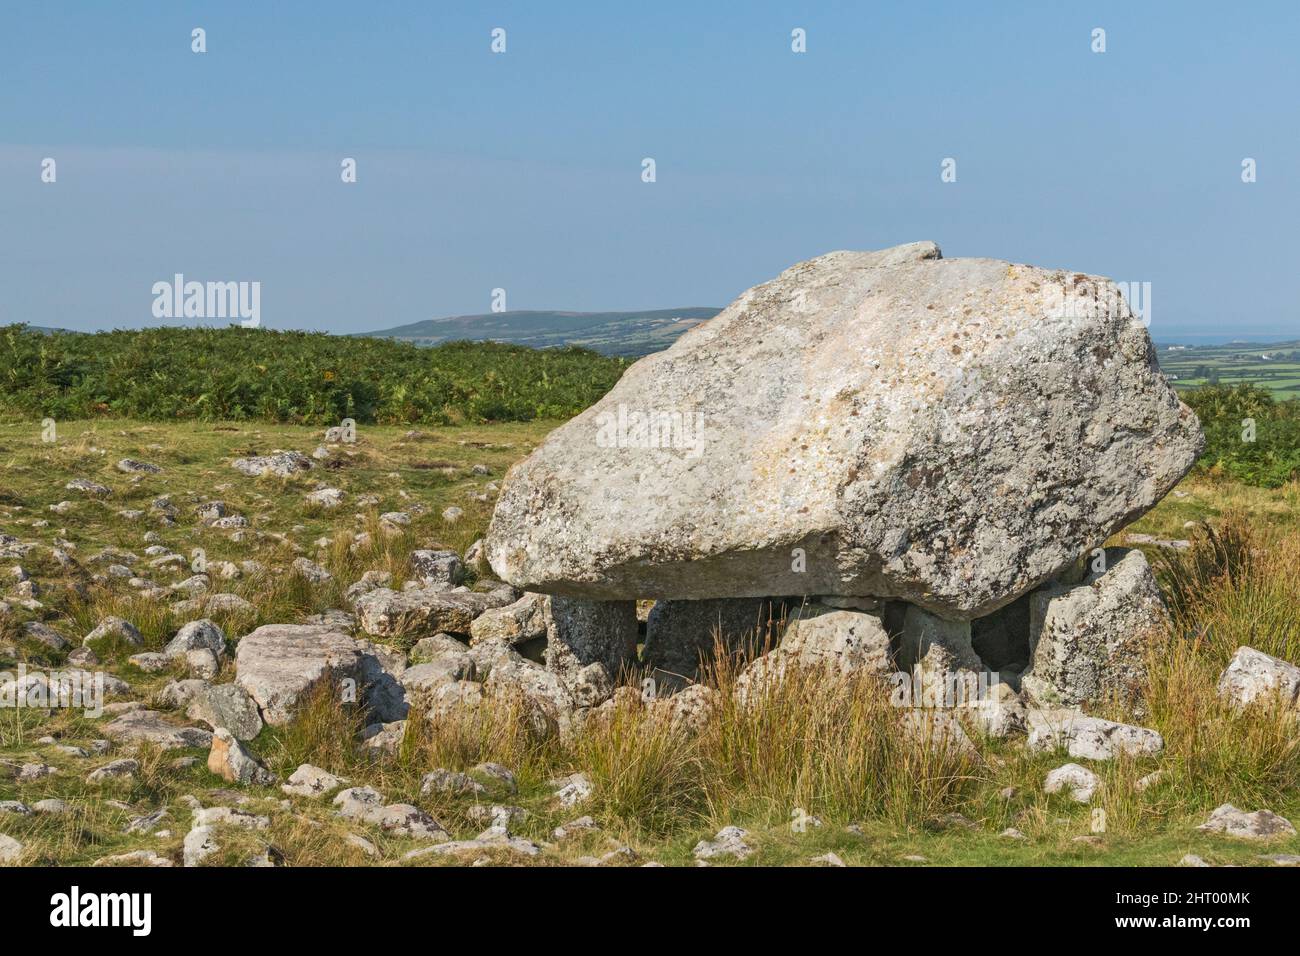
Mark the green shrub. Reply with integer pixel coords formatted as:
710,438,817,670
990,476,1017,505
0,324,625,426
1182,384,1300,487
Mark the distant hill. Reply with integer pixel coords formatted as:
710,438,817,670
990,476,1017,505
355,308,722,357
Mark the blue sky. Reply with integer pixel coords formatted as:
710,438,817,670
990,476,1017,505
1,1,1297,340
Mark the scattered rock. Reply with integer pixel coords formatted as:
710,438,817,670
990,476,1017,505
95,850,173,867
469,591,551,646
292,557,332,584
207,728,276,786
128,652,170,673
552,771,594,808
693,825,753,860
231,451,313,478
333,786,385,820
87,758,140,783
345,834,379,857
305,488,346,509
183,826,219,867
1135,770,1164,792
21,621,70,651
899,708,975,756
186,684,264,740
646,683,720,736
282,764,345,799
553,816,600,840
124,808,169,834
1044,763,1100,803
366,803,449,841
1026,709,1163,760
1217,646,1300,711
355,587,492,640
234,624,379,726
421,769,486,796
403,826,540,860
472,762,518,793
186,648,221,680
410,550,464,588
66,478,111,497
102,710,212,750
1197,804,1296,841
467,804,528,827
157,678,210,709
964,682,1028,738
0,834,24,863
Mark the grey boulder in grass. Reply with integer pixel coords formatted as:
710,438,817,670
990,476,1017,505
486,242,1202,619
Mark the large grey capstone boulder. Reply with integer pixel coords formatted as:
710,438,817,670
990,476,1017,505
486,242,1201,618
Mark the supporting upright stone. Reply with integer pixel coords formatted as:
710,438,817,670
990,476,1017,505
897,605,984,707
1020,548,1163,707
643,598,781,686
544,597,638,685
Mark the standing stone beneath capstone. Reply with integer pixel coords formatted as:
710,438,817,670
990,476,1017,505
1020,548,1164,708
732,604,893,703
642,598,782,687
777,603,893,675
544,597,638,685
896,605,983,704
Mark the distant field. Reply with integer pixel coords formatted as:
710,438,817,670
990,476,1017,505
1157,340,1300,399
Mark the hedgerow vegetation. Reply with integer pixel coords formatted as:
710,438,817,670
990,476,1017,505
0,325,626,425
1182,384,1300,488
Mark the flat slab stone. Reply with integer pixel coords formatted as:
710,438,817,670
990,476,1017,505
234,624,365,726
101,710,213,750
354,587,493,639
1026,709,1163,760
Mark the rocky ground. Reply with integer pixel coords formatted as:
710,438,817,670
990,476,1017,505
1,417,1298,867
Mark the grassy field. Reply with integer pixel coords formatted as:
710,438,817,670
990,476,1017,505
1,416,1299,867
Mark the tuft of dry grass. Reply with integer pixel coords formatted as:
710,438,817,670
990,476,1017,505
700,645,983,829
1139,520,1300,814
573,692,707,836
262,679,369,778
